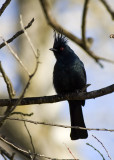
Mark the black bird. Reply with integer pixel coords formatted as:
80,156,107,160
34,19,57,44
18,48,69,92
50,32,88,140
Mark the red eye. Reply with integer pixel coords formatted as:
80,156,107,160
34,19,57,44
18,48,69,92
60,47,64,51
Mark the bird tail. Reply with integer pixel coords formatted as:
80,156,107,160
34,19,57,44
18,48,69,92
68,100,88,140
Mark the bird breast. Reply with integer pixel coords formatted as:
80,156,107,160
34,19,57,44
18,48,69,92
53,61,86,94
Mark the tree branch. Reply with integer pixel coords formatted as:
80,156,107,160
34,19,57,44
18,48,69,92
0,16,38,124
0,84,113,107
0,136,76,160
99,0,114,20
39,0,114,66
86,143,105,160
0,18,34,49
2,116,114,132
81,0,90,46
92,135,112,160
0,0,11,16
0,136,33,160
0,61,15,99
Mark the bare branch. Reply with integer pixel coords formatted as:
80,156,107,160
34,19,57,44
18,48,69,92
0,17,38,124
23,119,36,159
39,0,114,66
0,136,76,160
20,15,38,58
0,136,32,159
3,116,114,132
81,0,90,46
86,143,105,160
0,36,30,76
64,143,78,160
0,61,15,99
0,18,34,49
92,135,112,160
11,112,33,117
12,15,39,107
0,84,113,107
0,0,11,16
99,0,114,20
3,17,39,114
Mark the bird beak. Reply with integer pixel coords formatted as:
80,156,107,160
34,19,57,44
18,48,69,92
49,48,58,52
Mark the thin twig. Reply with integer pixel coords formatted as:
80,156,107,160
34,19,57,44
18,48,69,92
92,135,112,160
81,0,90,46
11,112,33,116
0,61,15,99
20,15,38,58
0,136,31,159
0,61,15,117
0,17,38,124
1,16,39,117
0,18,34,49
0,136,76,160
64,143,78,160
23,116,36,154
19,15,39,159
0,34,30,118
99,0,114,20
3,116,114,132
0,36,30,76
11,15,39,109
0,84,113,107
0,0,11,16
86,143,105,160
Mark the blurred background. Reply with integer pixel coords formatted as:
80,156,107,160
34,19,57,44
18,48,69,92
0,0,114,159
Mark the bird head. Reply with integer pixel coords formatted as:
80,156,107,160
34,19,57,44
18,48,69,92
49,32,68,59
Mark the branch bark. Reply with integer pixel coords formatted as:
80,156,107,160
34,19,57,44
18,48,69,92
0,84,113,107
0,0,11,16
3,116,114,132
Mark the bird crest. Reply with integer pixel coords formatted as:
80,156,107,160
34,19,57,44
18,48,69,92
53,31,68,49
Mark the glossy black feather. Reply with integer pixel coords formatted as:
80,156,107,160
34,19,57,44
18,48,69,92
50,32,88,140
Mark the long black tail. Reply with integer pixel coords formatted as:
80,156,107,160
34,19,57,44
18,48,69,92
68,100,88,140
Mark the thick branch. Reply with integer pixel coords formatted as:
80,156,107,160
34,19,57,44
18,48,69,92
0,84,113,107
39,0,114,65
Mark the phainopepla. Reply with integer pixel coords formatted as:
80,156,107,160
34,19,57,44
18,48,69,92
50,32,88,140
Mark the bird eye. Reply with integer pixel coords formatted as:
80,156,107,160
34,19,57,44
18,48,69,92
60,47,64,51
